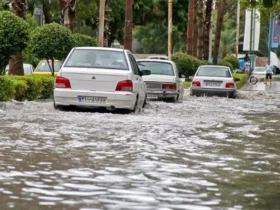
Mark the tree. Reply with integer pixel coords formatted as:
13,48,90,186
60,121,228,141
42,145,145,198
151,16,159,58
60,0,76,32
30,23,74,76
203,0,213,60
8,0,27,76
193,0,198,56
197,0,204,59
73,33,98,46
213,0,227,64
0,11,29,75
187,0,194,55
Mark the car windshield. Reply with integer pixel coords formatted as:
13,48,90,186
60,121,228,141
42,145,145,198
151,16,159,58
64,49,129,70
254,67,265,72
137,61,174,76
196,66,231,77
36,61,62,72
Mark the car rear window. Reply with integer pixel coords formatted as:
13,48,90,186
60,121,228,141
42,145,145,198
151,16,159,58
64,49,129,70
36,61,62,72
196,67,231,78
137,61,174,76
254,67,265,72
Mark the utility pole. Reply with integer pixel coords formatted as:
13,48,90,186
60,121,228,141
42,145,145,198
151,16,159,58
235,0,240,58
98,0,106,47
249,0,256,68
124,0,133,51
168,0,172,60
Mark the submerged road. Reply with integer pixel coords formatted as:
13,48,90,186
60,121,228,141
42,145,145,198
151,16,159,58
0,87,280,210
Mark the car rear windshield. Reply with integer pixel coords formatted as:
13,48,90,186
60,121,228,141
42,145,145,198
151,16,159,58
64,49,129,70
254,67,265,72
36,61,62,72
137,61,174,76
196,67,231,77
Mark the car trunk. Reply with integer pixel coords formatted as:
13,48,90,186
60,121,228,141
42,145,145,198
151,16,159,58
143,75,176,90
61,68,130,92
196,76,234,89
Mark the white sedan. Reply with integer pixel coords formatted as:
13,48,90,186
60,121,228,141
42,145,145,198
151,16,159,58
137,59,184,102
53,47,151,112
190,65,237,98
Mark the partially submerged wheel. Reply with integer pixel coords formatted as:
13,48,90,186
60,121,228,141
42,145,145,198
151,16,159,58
53,100,63,110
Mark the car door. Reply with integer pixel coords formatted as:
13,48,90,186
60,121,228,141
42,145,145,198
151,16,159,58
127,53,145,102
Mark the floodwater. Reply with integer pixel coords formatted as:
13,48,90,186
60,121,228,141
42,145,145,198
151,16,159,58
0,87,280,210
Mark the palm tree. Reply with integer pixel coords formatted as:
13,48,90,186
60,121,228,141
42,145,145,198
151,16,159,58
203,0,213,60
8,0,27,76
187,0,194,55
213,0,227,64
219,29,236,58
60,0,76,32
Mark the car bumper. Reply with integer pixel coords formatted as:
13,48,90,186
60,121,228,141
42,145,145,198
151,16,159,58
146,90,178,99
54,89,137,110
190,87,236,97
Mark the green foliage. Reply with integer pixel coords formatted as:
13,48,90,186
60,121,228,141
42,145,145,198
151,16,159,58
172,52,211,77
0,11,29,75
134,24,183,54
73,33,98,47
0,76,55,101
222,55,240,69
233,73,248,89
30,23,74,74
13,80,28,101
218,60,234,71
0,77,15,101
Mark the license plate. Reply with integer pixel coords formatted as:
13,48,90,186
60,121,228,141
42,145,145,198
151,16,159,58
78,96,106,103
205,82,220,87
147,94,158,99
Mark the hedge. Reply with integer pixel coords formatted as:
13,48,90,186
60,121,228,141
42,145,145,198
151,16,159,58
171,52,211,77
218,60,233,71
222,55,240,70
0,76,55,101
233,73,248,89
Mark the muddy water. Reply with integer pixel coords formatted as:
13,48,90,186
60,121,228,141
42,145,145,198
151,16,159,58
0,90,280,210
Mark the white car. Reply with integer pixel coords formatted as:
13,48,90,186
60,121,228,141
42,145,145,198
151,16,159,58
136,59,184,102
190,65,237,98
147,55,168,60
53,47,151,112
251,67,271,77
5,63,34,75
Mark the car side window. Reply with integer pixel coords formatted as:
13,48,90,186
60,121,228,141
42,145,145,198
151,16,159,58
128,54,141,76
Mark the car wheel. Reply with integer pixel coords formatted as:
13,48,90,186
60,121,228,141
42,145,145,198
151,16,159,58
130,95,139,113
228,92,236,99
53,100,63,110
142,95,147,108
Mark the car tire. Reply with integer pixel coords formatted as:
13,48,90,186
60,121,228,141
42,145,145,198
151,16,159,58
53,100,63,110
142,95,147,108
228,92,236,99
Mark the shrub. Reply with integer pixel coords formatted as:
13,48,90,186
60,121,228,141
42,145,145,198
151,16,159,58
218,60,233,71
30,23,75,76
37,76,55,99
13,80,28,101
0,11,29,75
172,52,211,77
222,55,240,69
233,73,248,89
73,33,98,47
0,77,15,101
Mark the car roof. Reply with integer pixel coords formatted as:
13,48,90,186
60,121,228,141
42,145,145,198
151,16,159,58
136,58,174,64
199,65,229,68
73,47,126,53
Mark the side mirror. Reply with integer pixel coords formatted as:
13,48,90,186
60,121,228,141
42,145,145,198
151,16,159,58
141,69,151,76
189,76,194,80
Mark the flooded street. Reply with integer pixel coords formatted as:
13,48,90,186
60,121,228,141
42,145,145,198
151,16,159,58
1,87,280,210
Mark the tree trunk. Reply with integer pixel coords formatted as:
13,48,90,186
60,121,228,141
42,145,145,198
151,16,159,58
124,0,133,51
192,1,198,57
8,0,27,76
213,0,227,64
187,0,194,56
60,0,76,32
203,0,213,60
104,0,111,47
42,0,52,24
197,0,204,59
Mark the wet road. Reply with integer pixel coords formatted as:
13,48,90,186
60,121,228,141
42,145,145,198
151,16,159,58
1,87,280,210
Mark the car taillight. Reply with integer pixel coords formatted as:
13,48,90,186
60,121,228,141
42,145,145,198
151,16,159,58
162,83,177,90
192,81,201,87
116,80,133,91
226,82,235,88
55,76,71,88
